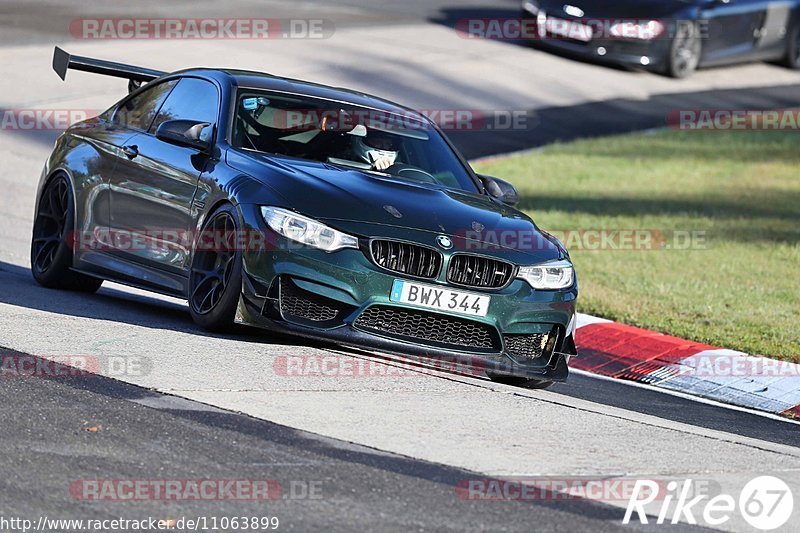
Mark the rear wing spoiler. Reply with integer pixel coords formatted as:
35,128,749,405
53,47,167,92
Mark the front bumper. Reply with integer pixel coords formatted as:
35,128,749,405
521,8,673,71
235,205,578,382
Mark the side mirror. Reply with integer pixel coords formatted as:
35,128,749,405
479,175,519,207
155,119,212,151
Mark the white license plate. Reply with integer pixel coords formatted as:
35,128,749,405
545,17,592,42
390,279,490,317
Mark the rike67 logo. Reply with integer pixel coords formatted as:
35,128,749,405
624,476,794,530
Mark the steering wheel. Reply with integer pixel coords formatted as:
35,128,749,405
385,164,438,184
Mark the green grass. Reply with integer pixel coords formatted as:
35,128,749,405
473,130,800,362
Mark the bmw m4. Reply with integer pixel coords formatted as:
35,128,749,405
32,48,578,388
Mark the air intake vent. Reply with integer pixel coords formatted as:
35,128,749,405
279,277,352,324
504,334,548,360
370,240,442,279
354,305,501,352
504,328,560,363
447,254,515,289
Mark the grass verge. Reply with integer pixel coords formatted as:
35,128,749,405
474,130,799,362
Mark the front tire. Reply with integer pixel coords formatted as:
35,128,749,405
667,22,701,78
30,174,103,293
784,24,800,69
188,204,243,331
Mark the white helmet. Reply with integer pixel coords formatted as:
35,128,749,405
350,129,399,167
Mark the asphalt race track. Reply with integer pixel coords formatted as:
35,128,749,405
0,1,799,531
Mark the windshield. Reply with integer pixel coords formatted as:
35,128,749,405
232,90,479,192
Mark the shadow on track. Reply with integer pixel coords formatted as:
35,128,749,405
0,260,314,347
547,374,800,447
449,84,800,159
1,260,797,448
0,344,661,530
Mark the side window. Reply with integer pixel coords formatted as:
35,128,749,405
150,78,219,133
112,80,178,131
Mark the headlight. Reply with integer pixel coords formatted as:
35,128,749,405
609,20,665,40
517,259,574,289
521,1,540,15
260,206,359,252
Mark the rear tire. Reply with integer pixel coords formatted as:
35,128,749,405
783,24,800,69
188,204,243,332
667,22,701,78
488,375,555,389
30,174,103,293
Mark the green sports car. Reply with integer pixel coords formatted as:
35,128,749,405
32,48,578,388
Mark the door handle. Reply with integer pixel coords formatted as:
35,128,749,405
122,145,139,159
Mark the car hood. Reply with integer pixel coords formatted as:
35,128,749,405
227,150,565,263
538,0,691,18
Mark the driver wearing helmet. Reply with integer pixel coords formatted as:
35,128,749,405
351,129,400,171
